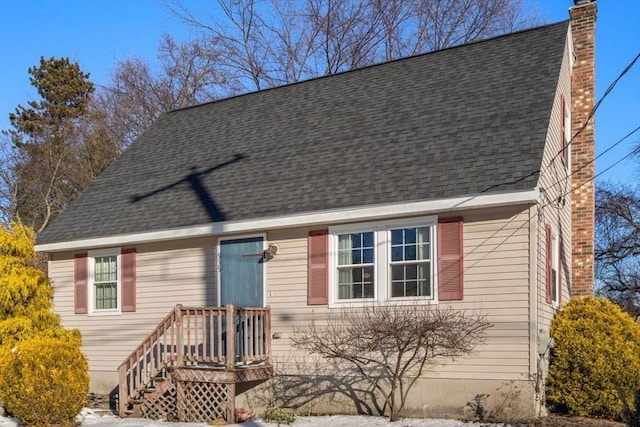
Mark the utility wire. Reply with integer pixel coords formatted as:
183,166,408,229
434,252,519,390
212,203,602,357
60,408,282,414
544,124,640,194
542,145,640,209
545,52,640,170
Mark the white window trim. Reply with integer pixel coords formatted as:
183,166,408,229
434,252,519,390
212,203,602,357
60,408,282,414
564,98,571,172
88,247,122,316
551,229,561,308
329,216,438,308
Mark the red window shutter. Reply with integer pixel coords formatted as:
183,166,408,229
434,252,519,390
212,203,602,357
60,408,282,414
559,235,564,304
438,218,464,301
561,95,567,164
121,249,136,312
545,225,552,304
74,253,88,314
308,230,328,305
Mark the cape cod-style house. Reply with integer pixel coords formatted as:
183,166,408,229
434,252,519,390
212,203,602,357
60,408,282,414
36,0,597,421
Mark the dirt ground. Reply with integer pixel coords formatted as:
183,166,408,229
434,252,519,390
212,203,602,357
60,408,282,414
532,414,625,427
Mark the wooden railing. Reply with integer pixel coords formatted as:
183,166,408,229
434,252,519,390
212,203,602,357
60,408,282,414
118,304,271,415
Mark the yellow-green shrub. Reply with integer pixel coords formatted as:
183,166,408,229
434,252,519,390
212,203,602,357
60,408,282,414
546,297,640,419
0,223,80,349
0,338,89,427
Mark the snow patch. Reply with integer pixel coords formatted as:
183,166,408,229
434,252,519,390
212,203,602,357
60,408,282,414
1,409,516,427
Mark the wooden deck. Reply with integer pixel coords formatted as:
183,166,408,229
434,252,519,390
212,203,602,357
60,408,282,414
118,304,272,422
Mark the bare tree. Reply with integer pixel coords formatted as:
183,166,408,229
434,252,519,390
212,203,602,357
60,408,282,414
96,34,225,147
92,0,537,152
0,134,19,224
596,183,640,318
166,0,537,93
291,305,491,421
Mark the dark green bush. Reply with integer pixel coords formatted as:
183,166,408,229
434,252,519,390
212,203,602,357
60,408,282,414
546,297,640,419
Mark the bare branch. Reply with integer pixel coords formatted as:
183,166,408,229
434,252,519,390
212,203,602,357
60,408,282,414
596,181,640,318
292,304,491,421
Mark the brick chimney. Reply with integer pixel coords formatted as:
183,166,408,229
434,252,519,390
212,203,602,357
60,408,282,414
569,0,597,297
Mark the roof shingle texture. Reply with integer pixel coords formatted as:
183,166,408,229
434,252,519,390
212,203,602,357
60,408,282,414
38,21,569,244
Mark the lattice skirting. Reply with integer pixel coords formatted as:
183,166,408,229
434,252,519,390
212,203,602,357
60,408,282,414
176,379,235,423
140,383,177,420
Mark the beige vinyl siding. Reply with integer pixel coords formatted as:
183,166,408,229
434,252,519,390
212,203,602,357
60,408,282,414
535,30,573,350
265,205,533,381
49,205,535,386
49,237,215,373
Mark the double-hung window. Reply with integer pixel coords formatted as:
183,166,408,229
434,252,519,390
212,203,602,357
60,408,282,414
337,232,375,299
390,227,432,298
546,225,561,307
88,248,121,314
551,231,560,306
330,217,437,306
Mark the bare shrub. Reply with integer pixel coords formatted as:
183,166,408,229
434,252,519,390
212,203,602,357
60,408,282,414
291,304,491,421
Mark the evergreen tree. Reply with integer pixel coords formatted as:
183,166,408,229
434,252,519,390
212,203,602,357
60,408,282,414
0,223,79,349
5,57,118,232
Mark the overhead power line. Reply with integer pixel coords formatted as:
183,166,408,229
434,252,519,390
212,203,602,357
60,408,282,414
545,52,640,169
542,139,640,209
545,124,640,194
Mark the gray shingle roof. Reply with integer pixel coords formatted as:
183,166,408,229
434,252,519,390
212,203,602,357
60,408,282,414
37,21,569,245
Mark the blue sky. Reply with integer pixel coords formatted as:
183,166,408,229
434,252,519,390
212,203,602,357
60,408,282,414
0,0,639,183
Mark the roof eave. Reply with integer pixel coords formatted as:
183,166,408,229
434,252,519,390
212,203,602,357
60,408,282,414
36,188,540,253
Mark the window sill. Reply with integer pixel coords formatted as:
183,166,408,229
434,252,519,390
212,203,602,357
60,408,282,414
329,298,438,309
88,310,122,317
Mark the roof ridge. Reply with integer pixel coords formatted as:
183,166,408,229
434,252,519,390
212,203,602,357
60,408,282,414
168,20,570,115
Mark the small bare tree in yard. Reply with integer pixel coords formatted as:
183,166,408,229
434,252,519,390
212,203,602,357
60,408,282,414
291,305,491,421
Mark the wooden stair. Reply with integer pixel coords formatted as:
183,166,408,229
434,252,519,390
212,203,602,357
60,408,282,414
118,305,272,423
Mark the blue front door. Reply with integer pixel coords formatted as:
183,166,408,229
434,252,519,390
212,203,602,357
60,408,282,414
219,237,264,307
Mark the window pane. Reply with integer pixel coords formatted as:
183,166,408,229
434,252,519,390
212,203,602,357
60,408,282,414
405,228,416,244
391,229,403,245
94,255,117,310
404,245,416,261
363,282,374,298
391,246,403,262
406,281,418,296
419,243,430,260
390,262,431,298
337,266,374,300
391,281,404,298
363,248,374,264
390,227,429,263
392,265,403,281
96,283,117,309
419,279,430,297
363,232,374,248
339,283,351,300
406,265,417,280
338,235,352,265
338,232,374,266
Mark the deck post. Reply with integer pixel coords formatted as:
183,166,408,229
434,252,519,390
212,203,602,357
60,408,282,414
175,304,184,366
118,363,127,416
265,305,272,359
225,304,235,371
